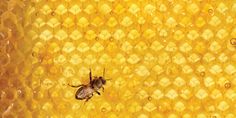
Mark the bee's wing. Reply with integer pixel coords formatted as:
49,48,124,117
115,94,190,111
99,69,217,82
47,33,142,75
75,86,86,98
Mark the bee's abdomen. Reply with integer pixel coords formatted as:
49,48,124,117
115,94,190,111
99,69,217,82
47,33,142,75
75,86,93,100
75,95,84,100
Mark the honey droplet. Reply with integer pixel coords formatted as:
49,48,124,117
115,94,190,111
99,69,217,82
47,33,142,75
230,38,236,45
208,9,214,15
200,71,205,77
148,96,152,101
101,107,106,112
224,82,231,89
32,52,37,57
51,11,55,16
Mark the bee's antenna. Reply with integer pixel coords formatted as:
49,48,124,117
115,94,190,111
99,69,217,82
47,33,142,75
105,78,112,81
103,68,105,78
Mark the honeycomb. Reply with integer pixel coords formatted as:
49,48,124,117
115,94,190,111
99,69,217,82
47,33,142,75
1,0,236,117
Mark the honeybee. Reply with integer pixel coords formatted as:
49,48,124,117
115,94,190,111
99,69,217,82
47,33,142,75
68,68,108,102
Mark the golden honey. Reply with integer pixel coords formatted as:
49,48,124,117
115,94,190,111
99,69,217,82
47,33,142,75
0,0,236,118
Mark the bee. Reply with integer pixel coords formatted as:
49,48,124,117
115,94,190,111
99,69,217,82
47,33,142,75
68,68,108,102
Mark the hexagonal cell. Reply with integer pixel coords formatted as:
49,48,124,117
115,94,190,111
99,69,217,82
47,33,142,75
0,53,10,67
1,89,16,103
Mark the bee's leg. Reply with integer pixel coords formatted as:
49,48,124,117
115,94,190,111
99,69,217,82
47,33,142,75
95,91,101,95
102,87,104,92
85,98,90,102
85,94,93,102
68,84,84,88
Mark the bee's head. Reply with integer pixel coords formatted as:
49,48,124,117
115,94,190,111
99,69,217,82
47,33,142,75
99,77,106,85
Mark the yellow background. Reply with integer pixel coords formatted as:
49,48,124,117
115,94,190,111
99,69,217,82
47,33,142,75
0,0,236,118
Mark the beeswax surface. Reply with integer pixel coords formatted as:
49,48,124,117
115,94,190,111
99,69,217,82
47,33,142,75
0,0,236,118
